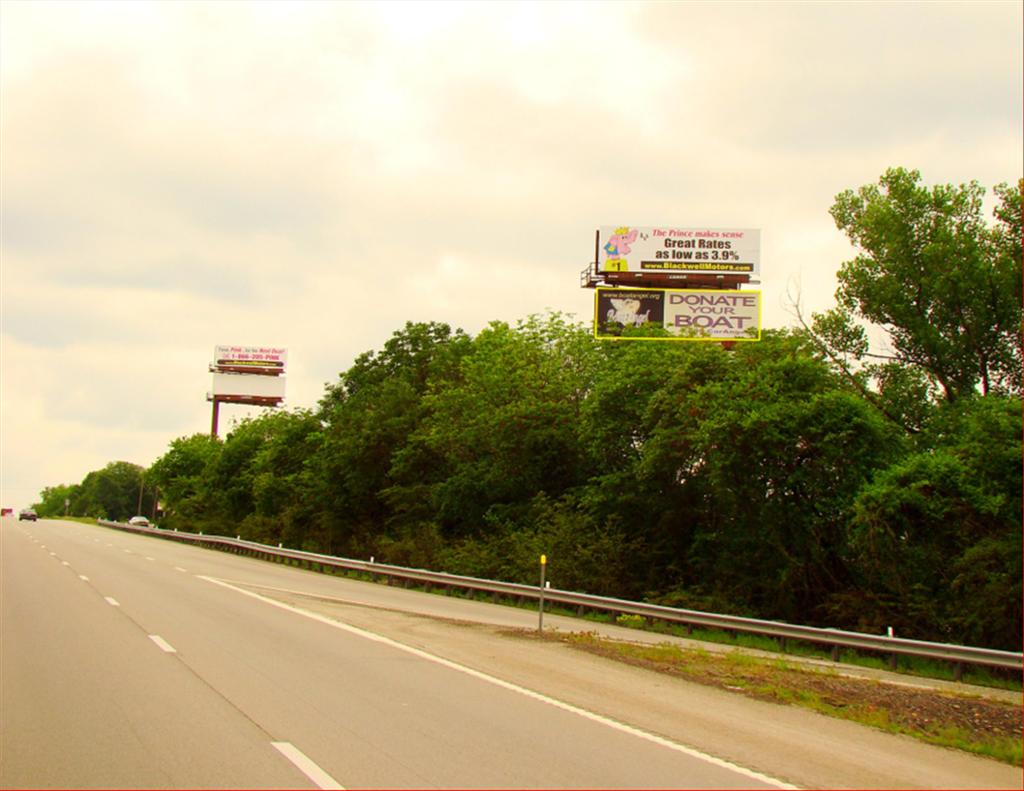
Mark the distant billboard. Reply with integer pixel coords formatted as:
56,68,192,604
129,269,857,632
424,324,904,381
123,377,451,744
598,226,760,278
214,345,287,373
211,372,287,399
595,287,761,341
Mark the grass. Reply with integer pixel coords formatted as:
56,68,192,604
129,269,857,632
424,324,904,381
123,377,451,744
557,631,1023,766
612,612,1022,691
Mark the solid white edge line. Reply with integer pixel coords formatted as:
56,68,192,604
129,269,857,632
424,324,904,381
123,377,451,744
104,597,120,607
200,576,796,790
148,635,177,653
272,741,345,790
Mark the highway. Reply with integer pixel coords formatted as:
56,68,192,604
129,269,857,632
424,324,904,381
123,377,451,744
2,518,1021,789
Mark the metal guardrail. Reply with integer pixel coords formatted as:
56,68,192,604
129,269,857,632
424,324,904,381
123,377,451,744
97,519,1023,676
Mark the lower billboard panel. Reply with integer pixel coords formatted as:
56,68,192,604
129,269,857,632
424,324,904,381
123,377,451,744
595,287,761,341
211,372,287,398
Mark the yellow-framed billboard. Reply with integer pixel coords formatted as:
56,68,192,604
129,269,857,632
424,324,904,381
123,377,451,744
594,287,761,342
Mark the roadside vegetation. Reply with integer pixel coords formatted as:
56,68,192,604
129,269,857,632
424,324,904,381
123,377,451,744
35,168,1023,653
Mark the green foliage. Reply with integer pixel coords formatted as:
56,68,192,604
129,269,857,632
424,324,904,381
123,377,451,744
33,483,77,517
823,167,1022,401
147,433,222,529
53,461,150,520
841,395,1022,649
410,314,597,536
638,332,903,622
35,462,152,520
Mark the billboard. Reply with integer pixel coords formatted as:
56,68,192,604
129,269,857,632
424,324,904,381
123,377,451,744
598,226,760,278
211,372,287,399
595,287,761,341
214,345,288,372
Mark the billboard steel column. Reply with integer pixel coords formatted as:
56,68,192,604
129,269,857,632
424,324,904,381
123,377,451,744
211,397,221,438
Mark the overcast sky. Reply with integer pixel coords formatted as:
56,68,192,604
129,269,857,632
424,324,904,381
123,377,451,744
1,0,1021,509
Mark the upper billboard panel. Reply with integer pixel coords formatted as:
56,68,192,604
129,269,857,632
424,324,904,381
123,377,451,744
598,226,760,278
214,345,288,372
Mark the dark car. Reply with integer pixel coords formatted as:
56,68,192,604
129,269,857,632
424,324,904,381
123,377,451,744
19,508,38,521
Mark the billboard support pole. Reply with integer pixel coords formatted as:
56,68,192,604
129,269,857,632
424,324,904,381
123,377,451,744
211,397,221,439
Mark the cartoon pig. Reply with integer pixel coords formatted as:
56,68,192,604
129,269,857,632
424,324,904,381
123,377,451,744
603,227,638,272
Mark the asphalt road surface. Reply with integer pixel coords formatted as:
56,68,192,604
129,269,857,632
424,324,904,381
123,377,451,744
2,518,1020,789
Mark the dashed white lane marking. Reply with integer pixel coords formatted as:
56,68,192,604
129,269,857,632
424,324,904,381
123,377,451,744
104,597,120,607
145,557,155,561
61,561,70,566
202,576,794,790
174,567,188,573
80,575,90,581
271,742,344,790
123,549,133,554
148,635,177,653
49,552,57,556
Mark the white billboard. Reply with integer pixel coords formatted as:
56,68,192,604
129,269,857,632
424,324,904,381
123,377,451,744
598,226,760,278
214,345,288,372
211,372,287,399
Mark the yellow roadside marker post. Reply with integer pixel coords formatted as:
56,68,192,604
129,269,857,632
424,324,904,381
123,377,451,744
538,554,547,634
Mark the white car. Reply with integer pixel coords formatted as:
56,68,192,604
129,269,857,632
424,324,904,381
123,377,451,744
128,515,151,527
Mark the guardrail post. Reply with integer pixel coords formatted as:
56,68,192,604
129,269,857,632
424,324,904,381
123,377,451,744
953,662,964,682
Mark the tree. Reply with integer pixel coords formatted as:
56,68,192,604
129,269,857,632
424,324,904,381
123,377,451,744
818,168,1022,402
842,397,1021,649
33,483,78,517
70,461,150,520
405,314,597,536
148,433,222,529
639,332,902,621
310,321,471,557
